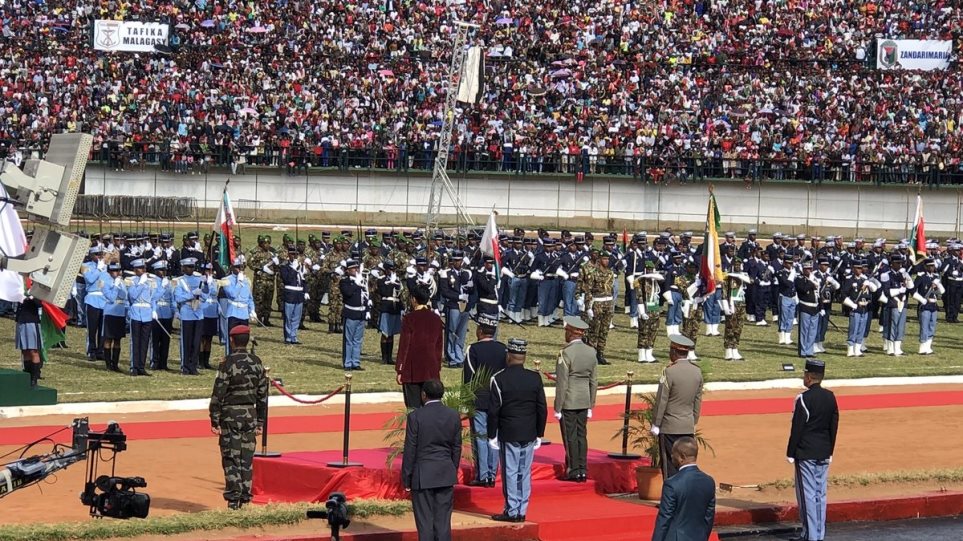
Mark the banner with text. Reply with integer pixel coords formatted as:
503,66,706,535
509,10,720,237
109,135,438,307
93,20,170,53
876,39,952,71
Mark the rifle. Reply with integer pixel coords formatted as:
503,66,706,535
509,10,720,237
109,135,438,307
295,216,299,253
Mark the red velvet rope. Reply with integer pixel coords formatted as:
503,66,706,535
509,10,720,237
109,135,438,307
542,371,627,390
270,380,345,405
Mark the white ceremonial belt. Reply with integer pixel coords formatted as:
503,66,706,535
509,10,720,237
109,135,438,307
758,281,771,286
479,298,499,304
592,296,613,303
230,301,249,308
114,300,125,305
799,300,818,308
284,285,304,291
383,297,400,302
156,301,170,306
345,305,365,311
950,278,963,282
87,291,104,296
204,299,217,304
132,303,151,308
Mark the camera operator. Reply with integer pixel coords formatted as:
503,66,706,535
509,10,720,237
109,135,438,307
209,325,269,510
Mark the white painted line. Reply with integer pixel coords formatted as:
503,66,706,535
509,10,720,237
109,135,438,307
3,375,962,419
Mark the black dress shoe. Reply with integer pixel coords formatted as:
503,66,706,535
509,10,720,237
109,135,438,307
467,480,487,487
353,366,365,371
129,370,139,377
491,513,522,523
578,474,587,483
486,478,496,488
561,475,580,482
137,370,152,377
597,356,610,365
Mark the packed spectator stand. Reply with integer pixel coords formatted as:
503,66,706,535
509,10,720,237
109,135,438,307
2,0,963,184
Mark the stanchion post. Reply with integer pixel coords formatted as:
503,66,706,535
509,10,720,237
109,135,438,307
534,359,552,446
328,372,362,468
255,368,282,458
609,371,641,460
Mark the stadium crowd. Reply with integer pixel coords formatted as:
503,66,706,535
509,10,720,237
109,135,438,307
2,0,963,183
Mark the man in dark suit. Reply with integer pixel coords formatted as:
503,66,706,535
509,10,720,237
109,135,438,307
402,379,462,541
787,359,839,541
487,339,547,523
651,436,716,541
396,286,445,408
464,313,507,487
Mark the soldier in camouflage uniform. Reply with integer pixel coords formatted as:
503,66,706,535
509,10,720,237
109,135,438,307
391,236,415,307
680,262,703,360
363,241,385,328
247,235,278,326
324,235,349,333
209,325,268,510
634,260,664,363
577,248,599,313
584,250,614,365
723,258,750,361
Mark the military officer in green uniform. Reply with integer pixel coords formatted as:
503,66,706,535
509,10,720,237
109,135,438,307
209,325,269,509
584,250,614,365
634,260,664,363
722,258,750,361
651,334,703,479
247,235,278,326
680,261,703,360
554,316,598,482
303,234,322,322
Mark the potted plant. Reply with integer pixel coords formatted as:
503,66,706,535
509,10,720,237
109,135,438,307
613,392,713,500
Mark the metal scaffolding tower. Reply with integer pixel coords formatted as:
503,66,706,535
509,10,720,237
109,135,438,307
425,21,478,232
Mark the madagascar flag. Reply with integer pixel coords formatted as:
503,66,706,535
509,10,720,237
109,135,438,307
479,211,502,284
908,194,925,264
40,301,68,363
213,188,237,268
700,194,723,294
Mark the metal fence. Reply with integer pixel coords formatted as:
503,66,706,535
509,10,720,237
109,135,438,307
74,195,196,221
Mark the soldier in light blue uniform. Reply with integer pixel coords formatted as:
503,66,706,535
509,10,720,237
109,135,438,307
221,256,256,355
173,258,207,375
83,246,109,361
101,262,128,373
199,263,220,369
151,261,175,370
126,259,156,377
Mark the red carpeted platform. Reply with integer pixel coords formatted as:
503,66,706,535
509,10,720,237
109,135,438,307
252,446,715,541
3,390,961,446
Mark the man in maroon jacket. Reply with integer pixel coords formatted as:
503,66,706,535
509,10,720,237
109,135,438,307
396,285,445,408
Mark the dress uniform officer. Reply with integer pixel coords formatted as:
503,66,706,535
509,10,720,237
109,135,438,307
841,260,876,357
438,250,471,368
584,250,615,365
794,261,820,358
651,335,703,479
487,338,547,523
813,258,839,354
199,263,221,369
533,239,561,327
279,247,307,345
721,259,750,361
554,316,598,483
221,257,257,354
679,261,703,361
210,325,269,510
557,239,585,317
126,259,156,377
464,313,507,487
881,254,913,356
634,260,664,363
150,261,175,371
82,246,109,361
340,259,368,370
475,256,501,321
377,260,403,365
174,258,208,375
913,258,944,354
776,256,798,345
101,262,128,373
786,359,838,541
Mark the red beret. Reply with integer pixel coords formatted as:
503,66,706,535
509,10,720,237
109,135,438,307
229,325,251,336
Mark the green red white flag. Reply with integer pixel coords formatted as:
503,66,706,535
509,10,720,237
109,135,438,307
909,195,925,264
213,188,237,268
479,210,502,279
700,193,723,294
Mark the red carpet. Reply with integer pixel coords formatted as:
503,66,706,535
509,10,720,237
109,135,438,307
3,390,962,446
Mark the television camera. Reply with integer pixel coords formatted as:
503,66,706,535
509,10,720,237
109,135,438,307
306,492,351,540
0,418,150,519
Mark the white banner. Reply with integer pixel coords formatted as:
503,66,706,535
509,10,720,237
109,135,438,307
92,20,170,53
877,39,952,71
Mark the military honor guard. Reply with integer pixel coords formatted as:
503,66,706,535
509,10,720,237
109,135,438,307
464,313,507,487
679,262,703,361
721,259,749,361
557,239,585,317
584,250,615,365
82,246,109,361
881,254,913,356
474,255,501,321
174,258,207,375
340,259,367,370
199,263,220,369
279,247,307,345
126,259,156,376
634,261,664,363
487,338,547,523
151,261,175,371
841,260,876,357
913,258,944,354
376,260,403,365
101,262,128,373
786,359,838,541
651,335,703,479
813,258,839,354
439,251,471,368
794,261,820,358
221,257,257,339
776,256,798,345
554,316,598,483
248,235,277,327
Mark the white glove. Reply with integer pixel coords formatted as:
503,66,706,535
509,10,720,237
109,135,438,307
458,293,469,302
207,276,216,287
554,411,562,420
272,256,280,265
71,285,78,296
819,310,825,317
577,295,585,311
304,258,312,266
587,409,593,419
249,311,257,320
192,288,203,296
304,293,310,300
640,311,649,320
787,457,795,464
335,266,345,276
353,274,365,286
488,438,499,450
365,311,371,321
262,264,275,275
237,272,246,282
827,456,833,464
312,264,321,271
587,308,595,319
501,267,514,279
534,437,542,450
97,260,107,271
663,291,674,304
114,277,123,287
162,277,170,288
650,426,660,436
151,310,158,320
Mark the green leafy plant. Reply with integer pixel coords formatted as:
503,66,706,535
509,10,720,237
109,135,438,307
383,366,493,469
612,392,714,469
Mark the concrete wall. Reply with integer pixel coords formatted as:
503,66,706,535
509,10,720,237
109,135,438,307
83,166,963,237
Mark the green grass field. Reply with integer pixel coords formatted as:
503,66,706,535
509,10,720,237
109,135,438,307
4,302,963,403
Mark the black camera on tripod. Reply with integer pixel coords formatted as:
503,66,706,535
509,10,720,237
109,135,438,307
306,492,351,540
81,475,150,519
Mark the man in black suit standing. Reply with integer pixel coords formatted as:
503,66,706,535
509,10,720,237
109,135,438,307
651,437,716,541
787,359,839,541
487,339,547,523
401,379,463,541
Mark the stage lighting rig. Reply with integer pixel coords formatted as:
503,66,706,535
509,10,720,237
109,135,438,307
0,133,93,307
